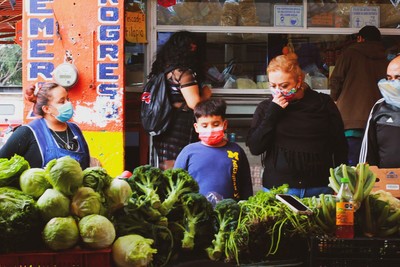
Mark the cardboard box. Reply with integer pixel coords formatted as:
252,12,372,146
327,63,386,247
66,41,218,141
369,166,400,198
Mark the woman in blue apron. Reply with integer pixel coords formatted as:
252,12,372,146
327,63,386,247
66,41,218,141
0,82,90,169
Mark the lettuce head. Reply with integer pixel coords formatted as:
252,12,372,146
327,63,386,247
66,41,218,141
45,156,83,196
37,188,70,222
20,168,51,199
42,216,79,251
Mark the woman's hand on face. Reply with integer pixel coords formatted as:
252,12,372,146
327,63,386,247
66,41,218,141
272,92,289,108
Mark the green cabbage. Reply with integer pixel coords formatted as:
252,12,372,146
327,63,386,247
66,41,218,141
45,156,83,196
37,188,70,222
0,187,42,252
79,214,116,249
0,154,30,187
105,178,132,213
19,168,51,199
112,234,157,267
82,166,113,192
42,216,79,251
71,187,103,218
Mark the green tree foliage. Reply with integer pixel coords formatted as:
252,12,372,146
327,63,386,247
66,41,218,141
0,44,22,85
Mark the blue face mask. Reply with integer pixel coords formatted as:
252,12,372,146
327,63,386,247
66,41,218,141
378,79,400,108
53,101,74,122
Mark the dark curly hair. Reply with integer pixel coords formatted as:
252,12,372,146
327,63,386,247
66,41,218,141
149,31,204,82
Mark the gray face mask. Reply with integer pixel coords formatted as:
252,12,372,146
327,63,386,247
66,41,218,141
378,79,400,108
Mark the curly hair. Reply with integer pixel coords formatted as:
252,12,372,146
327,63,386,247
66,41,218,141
149,31,204,81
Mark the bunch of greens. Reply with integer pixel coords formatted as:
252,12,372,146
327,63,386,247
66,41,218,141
0,154,30,187
113,165,207,267
0,187,43,252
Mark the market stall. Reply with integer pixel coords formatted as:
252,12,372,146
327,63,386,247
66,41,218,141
1,155,400,266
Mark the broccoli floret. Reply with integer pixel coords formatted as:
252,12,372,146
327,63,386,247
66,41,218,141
180,192,214,251
159,168,199,216
127,191,163,223
127,165,164,209
206,198,240,261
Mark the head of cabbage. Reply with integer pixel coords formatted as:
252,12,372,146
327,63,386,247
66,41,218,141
19,168,51,199
45,156,83,196
42,216,79,251
105,178,132,214
82,166,113,192
37,188,70,222
112,234,157,267
71,187,104,218
79,214,116,249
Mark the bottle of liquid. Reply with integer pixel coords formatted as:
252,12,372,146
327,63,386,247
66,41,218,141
336,177,354,238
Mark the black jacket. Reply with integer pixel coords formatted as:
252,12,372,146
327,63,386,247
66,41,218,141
364,100,400,168
246,88,348,189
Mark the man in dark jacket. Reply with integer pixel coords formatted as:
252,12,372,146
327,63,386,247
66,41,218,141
360,55,400,168
330,25,388,166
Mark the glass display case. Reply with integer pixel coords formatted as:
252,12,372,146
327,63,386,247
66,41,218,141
142,0,400,91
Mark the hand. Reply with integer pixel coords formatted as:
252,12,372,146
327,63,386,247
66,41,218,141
272,91,289,108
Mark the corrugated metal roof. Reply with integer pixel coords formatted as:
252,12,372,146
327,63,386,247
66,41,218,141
0,0,22,44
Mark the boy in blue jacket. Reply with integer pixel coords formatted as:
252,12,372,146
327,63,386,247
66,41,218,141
174,98,253,200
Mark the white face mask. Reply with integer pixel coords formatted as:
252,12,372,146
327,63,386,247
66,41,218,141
378,79,400,108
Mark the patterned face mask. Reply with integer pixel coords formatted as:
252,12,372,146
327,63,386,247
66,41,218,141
198,127,225,146
378,79,400,108
272,87,298,101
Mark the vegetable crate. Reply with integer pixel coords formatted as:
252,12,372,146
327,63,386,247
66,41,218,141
0,248,111,267
310,236,400,267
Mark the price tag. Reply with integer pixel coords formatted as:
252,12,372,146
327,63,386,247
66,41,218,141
125,11,147,43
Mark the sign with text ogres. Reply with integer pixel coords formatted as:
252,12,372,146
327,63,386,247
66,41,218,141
22,0,125,176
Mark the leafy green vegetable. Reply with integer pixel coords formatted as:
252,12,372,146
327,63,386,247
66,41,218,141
0,154,30,187
19,168,51,199
105,178,133,214
112,234,157,267
329,163,376,210
206,198,240,261
37,188,70,222
79,214,116,249
159,168,199,216
45,156,83,196
0,187,42,252
126,165,164,209
179,192,214,251
42,216,79,251
71,187,104,218
82,166,113,192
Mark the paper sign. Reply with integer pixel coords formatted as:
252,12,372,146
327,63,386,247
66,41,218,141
274,5,303,27
350,6,380,28
125,11,147,43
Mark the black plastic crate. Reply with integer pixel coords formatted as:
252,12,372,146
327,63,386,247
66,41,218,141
310,236,400,267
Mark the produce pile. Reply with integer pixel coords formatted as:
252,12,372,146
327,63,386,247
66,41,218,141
1,155,400,267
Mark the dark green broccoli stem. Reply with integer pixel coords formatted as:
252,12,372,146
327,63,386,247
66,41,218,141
206,218,230,261
206,199,240,261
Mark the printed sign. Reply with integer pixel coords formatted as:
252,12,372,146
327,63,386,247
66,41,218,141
274,5,303,27
350,6,380,28
125,11,147,43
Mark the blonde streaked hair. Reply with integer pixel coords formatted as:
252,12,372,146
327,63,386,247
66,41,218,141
267,53,305,81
